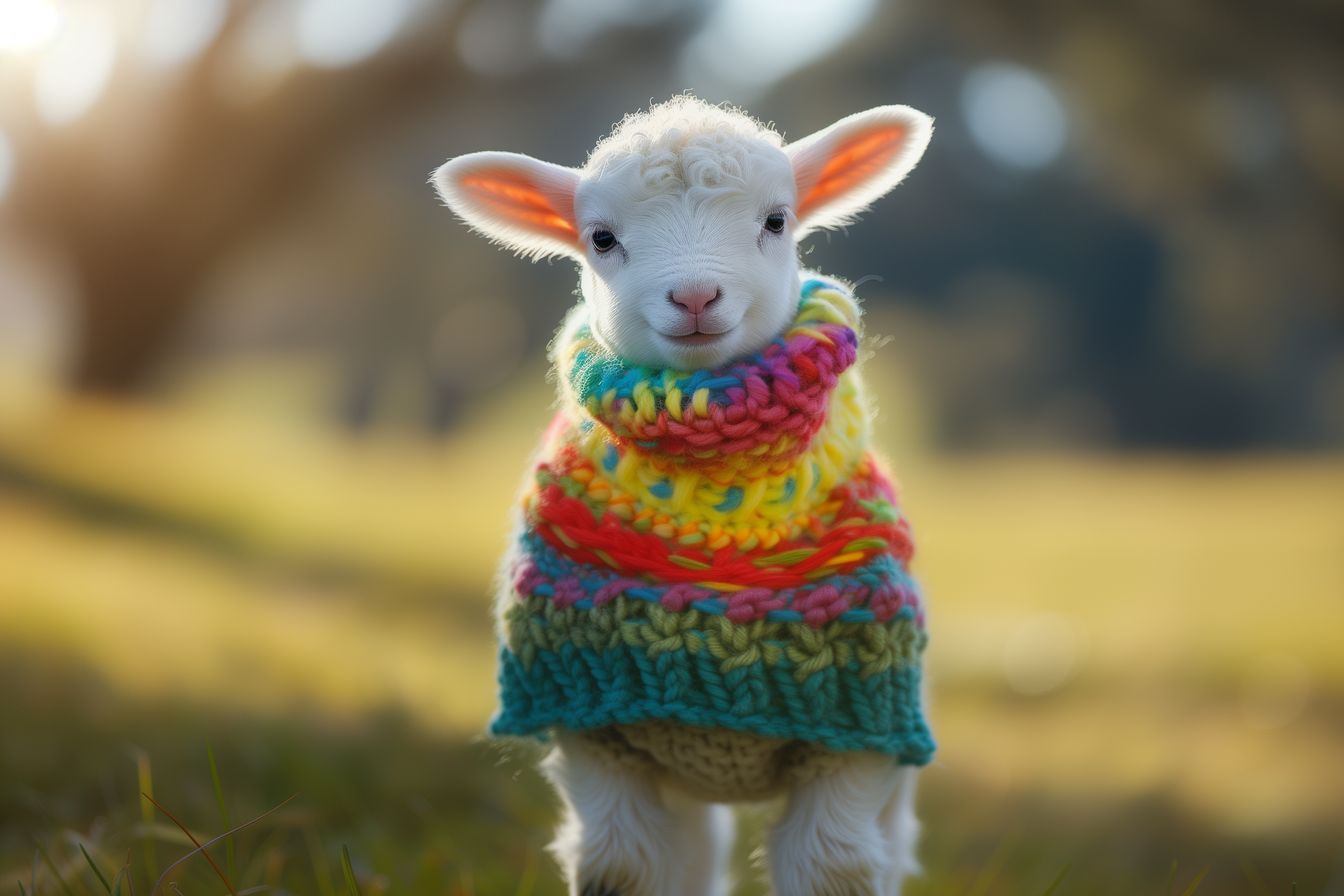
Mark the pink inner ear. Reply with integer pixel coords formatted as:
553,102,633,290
461,168,577,238
798,124,907,220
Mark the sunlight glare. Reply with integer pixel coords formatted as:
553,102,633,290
33,7,118,125
140,0,227,68
0,0,61,53
679,0,877,99
295,0,417,68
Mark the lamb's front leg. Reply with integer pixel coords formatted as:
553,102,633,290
879,766,921,895
543,732,681,896
768,753,907,896
660,786,734,896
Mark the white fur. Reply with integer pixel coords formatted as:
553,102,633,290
770,758,919,896
435,95,934,895
543,733,736,896
433,95,932,369
879,767,922,894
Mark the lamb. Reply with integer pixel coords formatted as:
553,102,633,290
432,95,935,896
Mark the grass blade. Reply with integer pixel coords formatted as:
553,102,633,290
965,837,1012,896
133,748,158,883
303,826,338,896
340,845,361,896
236,823,292,890
18,882,28,896
1038,863,1070,896
1179,865,1211,896
206,746,237,883
121,849,137,896
150,795,295,896
34,841,77,896
80,843,115,894
514,850,538,896
142,792,239,896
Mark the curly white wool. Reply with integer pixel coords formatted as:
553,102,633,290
585,95,785,200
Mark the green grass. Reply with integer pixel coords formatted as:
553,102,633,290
2,393,1342,894
2,650,562,894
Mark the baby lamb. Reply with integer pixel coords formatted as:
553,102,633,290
433,95,935,896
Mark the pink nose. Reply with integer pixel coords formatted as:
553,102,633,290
669,285,721,315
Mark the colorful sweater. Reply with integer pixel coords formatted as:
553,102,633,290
492,276,934,766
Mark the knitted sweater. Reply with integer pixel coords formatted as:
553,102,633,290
492,276,935,768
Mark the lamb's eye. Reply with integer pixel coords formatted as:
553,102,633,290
764,212,786,234
592,229,617,253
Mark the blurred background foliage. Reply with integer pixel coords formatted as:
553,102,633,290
0,0,1341,894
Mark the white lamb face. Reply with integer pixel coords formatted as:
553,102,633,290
572,139,799,368
434,96,933,370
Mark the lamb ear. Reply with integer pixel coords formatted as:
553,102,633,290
432,151,582,261
786,106,933,236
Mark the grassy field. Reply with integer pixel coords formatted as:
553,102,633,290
1,389,1342,895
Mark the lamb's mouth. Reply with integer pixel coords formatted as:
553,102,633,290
667,331,727,346
661,326,736,348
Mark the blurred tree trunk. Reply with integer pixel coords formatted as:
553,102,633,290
10,5,455,393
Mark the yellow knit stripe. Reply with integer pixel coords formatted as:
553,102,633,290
565,372,872,531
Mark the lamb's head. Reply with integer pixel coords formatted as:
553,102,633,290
433,96,932,369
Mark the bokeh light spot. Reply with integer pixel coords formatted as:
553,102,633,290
0,131,13,202
0,0,61,53
295,0,418,68
0,237,77,424
33,8,119,125
961,62,1068,170
679,0,876,99
214,1,299,104
536,0,683,60
1002,612,1082,696
140,0,228,69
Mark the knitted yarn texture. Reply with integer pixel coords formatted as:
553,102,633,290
492,276,935,766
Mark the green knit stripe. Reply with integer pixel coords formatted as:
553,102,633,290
502,595,925,682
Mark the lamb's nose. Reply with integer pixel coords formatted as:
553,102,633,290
669,285,721,315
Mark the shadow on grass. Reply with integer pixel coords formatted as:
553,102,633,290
6,647,1342,896
0,453,493,629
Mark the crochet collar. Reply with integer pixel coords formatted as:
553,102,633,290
554,277,861,476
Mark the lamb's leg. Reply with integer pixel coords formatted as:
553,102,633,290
767,753,906,896
542,732,679,896
660,786,734,896
879,766,921,895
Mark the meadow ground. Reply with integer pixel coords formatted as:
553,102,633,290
1,383,1341,895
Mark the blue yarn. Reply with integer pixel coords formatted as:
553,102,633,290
492,643,935,765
